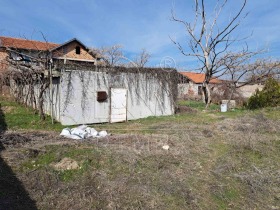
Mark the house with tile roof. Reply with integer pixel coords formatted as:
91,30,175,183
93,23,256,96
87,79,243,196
178,71,265,100
0,36,99,74
179,72,222,84
178,72,222,99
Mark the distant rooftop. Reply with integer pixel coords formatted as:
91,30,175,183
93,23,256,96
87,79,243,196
179,72,221,84
0,36,59,51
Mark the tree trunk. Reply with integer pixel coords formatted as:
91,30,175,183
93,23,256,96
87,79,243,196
202,83,211,108
38,79,49,121
227,83,235,105
30,84,37,114
38,94,45,120
203,52,212,109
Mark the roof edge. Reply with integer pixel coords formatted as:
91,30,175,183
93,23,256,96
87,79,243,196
49,38,89,52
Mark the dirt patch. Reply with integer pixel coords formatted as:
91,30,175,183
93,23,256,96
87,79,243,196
0,133,30,149
1,130,79,149
51,157,79,170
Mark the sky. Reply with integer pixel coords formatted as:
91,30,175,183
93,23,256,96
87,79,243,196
0,0,280,70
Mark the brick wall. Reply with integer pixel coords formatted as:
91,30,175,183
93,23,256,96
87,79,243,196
52,41,95,61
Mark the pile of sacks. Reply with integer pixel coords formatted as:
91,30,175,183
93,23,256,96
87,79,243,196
60,125,108,140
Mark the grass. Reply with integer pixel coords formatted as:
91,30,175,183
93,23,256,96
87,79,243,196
178,99,220,110
0,96,280,209
0,96,64,131
1,95,279,133
212,185,240,210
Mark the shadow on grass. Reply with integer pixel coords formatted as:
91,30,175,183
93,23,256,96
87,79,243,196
0,104,37,210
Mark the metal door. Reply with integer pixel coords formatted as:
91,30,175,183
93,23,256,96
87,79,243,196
110,88,127,123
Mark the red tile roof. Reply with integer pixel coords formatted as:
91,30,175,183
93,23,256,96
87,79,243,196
0,36,59,51
179,72,221,84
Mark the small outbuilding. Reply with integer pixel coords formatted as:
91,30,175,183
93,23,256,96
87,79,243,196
10,62,177,125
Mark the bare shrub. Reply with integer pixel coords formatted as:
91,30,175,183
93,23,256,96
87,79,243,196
211,84,246,106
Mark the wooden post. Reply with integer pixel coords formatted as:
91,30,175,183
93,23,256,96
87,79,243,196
50,59,54,124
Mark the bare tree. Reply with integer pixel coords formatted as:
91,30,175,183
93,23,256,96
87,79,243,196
224,54,279,87
133,49,151,68
91,46,151,68
171,0,252,107
94,45,124,66
221,51,280,102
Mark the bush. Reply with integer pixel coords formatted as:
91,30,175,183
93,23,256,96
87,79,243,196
247,78,280,109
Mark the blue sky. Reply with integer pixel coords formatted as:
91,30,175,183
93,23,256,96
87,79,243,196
0,0,279,69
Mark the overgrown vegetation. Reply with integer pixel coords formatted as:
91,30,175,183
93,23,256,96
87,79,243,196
211,83,246,106
247,78,280,109
0,96,279,209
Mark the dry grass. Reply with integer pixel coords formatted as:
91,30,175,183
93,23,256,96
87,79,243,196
0,111,280,209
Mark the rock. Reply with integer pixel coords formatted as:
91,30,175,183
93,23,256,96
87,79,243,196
202,129,213,138
162,145,170,150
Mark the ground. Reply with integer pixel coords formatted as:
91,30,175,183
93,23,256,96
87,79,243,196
0,97,280,210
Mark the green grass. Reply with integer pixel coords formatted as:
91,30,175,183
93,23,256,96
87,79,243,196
212,185,240,210
178,100,220,111
0,96,64,131
1,96,279,135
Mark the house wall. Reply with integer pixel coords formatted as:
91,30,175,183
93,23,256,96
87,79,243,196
178,82,223,100
178,82,201,99
52,42,95,61
59,70,174,125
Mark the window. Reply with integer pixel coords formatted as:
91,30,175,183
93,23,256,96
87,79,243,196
75,46,81,54
97,91,108,102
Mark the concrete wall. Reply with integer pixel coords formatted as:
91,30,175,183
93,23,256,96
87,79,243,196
60,70,174,125
238,84,264,98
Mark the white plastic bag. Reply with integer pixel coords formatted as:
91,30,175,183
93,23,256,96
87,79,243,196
98,130,108,137
60,126,108,139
